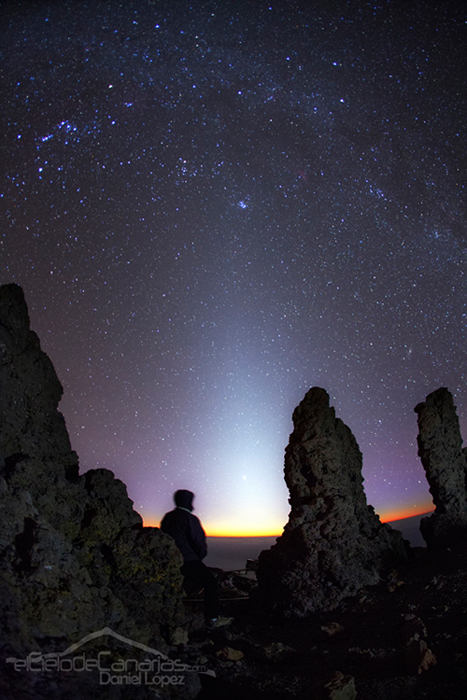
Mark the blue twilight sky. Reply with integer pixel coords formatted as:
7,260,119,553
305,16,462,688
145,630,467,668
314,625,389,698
1,0,466,534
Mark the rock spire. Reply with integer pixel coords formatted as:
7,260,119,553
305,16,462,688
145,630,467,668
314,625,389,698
0,284,197,698
415,387,467,548
257,387,409,617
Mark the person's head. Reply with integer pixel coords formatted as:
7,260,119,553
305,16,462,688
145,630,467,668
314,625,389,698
174,489,195,511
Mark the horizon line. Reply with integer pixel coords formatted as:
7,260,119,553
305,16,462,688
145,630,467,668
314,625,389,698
142,508,434,537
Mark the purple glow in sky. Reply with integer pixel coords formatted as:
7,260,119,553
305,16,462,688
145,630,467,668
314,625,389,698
1,0,466,534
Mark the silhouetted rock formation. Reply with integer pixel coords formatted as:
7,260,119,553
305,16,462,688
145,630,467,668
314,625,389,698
257,387,409,617
415,387,467,549
0,284,197,698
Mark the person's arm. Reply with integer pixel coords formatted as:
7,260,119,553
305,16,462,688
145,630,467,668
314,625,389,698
188,516,208,559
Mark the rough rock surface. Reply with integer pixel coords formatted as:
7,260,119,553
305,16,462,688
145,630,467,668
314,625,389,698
415,387,467,549
257,387,409,617
0,284,197,698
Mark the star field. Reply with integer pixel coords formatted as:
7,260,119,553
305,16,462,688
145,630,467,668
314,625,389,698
1,0,466,534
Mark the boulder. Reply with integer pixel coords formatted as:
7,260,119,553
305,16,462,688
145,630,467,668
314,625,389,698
415,387,467,548
324,671,357,700
257,387,409,617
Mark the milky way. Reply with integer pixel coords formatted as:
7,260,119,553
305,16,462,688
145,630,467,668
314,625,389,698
1,0,466,534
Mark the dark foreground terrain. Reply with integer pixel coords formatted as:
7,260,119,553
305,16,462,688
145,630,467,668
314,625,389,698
181,544,467,699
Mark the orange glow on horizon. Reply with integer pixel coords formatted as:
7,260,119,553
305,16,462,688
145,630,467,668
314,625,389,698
142,516,283,537
204,527,283,537
142,516,163,529
143,507,434,536
379,507,434,523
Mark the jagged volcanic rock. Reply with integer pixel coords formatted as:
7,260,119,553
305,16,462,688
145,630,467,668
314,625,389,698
0,284,198,698
257,387,409,617
415,387,467,549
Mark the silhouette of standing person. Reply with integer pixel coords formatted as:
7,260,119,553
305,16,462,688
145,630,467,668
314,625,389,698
161,490,232,628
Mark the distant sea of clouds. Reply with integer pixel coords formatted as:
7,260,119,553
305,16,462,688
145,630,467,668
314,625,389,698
204,513,431,571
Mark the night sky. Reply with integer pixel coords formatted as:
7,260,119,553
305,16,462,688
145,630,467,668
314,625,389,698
1,0,466,535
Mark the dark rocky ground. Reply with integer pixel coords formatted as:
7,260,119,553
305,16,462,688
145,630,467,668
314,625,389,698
180,544,467,699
